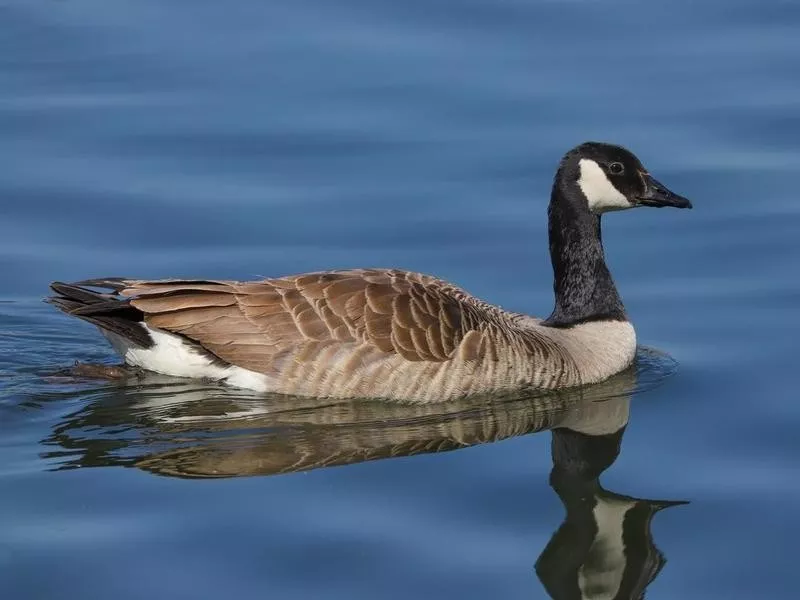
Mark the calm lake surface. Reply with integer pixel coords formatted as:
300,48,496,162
2,1,800,598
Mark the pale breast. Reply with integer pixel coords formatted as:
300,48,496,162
536,320,637,386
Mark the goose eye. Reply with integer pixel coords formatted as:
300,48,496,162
608,162,624,175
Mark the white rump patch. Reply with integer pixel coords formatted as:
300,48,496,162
101,324,272,392
578,159,632,213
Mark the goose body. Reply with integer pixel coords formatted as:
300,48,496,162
48,142,691,402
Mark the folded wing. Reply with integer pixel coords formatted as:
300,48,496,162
122,269,494,374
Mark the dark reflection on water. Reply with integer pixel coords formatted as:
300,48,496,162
537,427,686,600
36,349,684,598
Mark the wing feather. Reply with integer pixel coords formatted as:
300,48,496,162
118,269,504,373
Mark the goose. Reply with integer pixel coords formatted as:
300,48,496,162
47,142,691,402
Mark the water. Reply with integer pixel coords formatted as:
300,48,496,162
1,0,799,597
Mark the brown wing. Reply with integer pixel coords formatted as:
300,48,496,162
121,269,494,374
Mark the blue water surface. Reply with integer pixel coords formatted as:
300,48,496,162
2,0,799,598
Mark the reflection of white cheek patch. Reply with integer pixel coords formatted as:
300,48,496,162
578,159,632,213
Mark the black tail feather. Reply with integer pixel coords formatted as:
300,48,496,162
71,298,136,316
50,281,114,305
47,280,153,348
70,277,129,291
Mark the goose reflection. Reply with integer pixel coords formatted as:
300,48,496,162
41,348,685,599
537,417,686,599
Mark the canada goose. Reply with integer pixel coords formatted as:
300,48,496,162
47,142,691,402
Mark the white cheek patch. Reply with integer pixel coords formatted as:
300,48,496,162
578,159,633,213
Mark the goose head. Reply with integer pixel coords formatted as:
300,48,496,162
562,142,693,214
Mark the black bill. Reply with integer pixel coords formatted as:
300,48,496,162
637,173,693,209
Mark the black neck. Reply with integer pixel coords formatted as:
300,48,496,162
542,164,626,327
